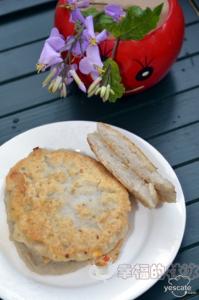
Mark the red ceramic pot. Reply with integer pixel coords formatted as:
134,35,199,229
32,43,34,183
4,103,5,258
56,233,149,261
55,0,184,94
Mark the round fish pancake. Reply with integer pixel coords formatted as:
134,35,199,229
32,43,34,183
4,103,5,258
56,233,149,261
5,148,131,265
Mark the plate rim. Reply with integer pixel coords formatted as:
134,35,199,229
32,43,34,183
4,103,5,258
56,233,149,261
0,120,186,300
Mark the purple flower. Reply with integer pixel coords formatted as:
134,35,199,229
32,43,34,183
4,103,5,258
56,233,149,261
64,36,75,50
79,45,103,79
70,8,86,24
64,11,87,55
37,28,65,72
37,43,63,72
84,16,107,45
79,16,107,79
104,4,126,22
65,33,88,56
64,15,107,58
46,28,65,51
70,15,107,56
66,0,88,24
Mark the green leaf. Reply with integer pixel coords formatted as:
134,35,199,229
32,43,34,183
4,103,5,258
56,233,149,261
119,4,164,40
82,9,112,33
93,3,163,40
82,7,100,17
154,3,164,16
103,58,125,102
94,13,114,32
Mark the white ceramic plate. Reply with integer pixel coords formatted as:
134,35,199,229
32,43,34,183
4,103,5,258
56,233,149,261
0,121,186,300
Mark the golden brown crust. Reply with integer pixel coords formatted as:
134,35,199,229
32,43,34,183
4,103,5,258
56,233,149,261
5,148,131,263
95,239,124,266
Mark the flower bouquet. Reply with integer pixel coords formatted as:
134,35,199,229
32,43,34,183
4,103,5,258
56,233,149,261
36,0,183,102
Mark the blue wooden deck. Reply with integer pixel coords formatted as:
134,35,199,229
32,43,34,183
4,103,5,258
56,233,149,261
0,0,198,299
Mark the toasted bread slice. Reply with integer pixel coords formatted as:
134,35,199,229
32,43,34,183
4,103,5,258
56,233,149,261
88,132,159,208
97,123,176,203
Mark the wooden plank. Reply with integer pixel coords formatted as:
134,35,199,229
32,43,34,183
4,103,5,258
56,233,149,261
179,23,199,59
1,52,199,116
0,73,199,139
0,0,196,25
0,0,56,17
0,11,198,54
3,41,199,85
149,122,199,167
179,0,199,24
186,294,199,300
0,89,92,144
0,73,56,118
175,162,199,203
0,102,198,169
3,34,199,83
181,202,199,248
101,87,199,139
138,246,199,300
0,6,198,53
1,104,198,205
0,42,43,83
0,67,199,139
0,10,53,52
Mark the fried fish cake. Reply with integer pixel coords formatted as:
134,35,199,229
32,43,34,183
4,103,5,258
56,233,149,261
5,148,131,265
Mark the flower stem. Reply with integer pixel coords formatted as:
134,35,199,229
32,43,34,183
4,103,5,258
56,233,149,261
111,38,120,59
101,38,120,87
102,64,111,86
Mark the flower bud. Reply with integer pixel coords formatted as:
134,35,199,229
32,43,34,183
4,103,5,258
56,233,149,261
103,84,111,102
48,76,62,93
60,83,67,97
69,70,86,93
88,84,100,97
100,86,106,98
42,68,57,87
95,87,101,95
88,77,102,94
